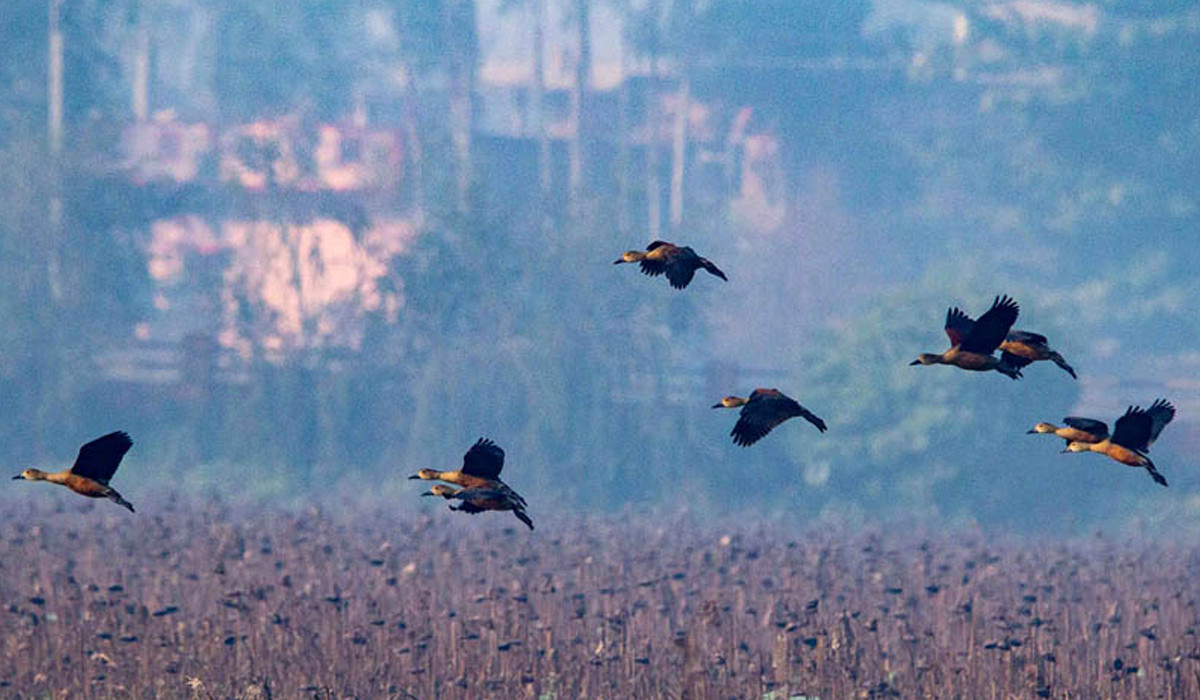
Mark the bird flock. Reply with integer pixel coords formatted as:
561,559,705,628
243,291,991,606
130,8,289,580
10,240,1178,525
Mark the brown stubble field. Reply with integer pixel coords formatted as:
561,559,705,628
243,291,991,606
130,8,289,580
1,500,1199,699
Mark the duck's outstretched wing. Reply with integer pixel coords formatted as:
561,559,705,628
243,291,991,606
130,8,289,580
944,307,975,347
462,438,505,479
1000,350,1034,371
1111,404,1168,452
70,431,133,484
663,259,698,289
1144,399,1176,448
1005,329,1049,347
960,295,1019,354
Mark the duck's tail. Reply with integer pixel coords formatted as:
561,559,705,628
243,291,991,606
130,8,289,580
1048,351,1077,379
108,491,135,513
1143,455,1168,487
700,258,728,282
514,509,535,531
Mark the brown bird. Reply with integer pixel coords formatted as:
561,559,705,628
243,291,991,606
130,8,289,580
423,483,534,530
911,295,1023,379
1027,417,1109,445
1063,399,1175,486
614,240,727,290
713,388,827,447
12,431,135,512
946,308,1076,378
408,438,526,507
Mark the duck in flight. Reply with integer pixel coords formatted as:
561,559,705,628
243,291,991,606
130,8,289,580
408,438,526,507
614,241,727,290
12,431,136,512
945,308,1076,378
423,483,534,531
713,388,827,447
911,295,1023,379
1027,417,1109,445
1063,399,1175,487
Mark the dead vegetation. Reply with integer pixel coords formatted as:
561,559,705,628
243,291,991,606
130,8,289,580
1,501,1198,698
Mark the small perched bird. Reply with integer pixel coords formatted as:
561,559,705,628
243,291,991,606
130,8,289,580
1063,399,1176,487
1027,417,1109,445
408,438,525,507
12,431,136,512
945,308,1076,378
911,295,1023,379
613,240,727,290
713,388,827,447
423,483,534,530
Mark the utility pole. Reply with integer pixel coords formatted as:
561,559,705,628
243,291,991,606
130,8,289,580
132,0,150,121
531,0,551,231
668,74,688,227
567,0,590,220
47,0,64,301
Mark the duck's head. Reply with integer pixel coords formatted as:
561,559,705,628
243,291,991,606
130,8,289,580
408,469,440,481
712,396,748,409
910,353,941,366
12,468,46,482
1027,422,1056,435
1063,441,1091,454
613,250,645,265
422,484,459,498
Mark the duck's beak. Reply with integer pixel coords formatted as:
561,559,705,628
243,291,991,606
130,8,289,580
12,474,23,480
711,402,723,409
909,359,921,366
1025,428,1036,434
613,258,624,265
420,491,435,497
407,474,420,480
1060,448,1070,454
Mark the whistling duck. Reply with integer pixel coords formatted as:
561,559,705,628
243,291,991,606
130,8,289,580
713,388,827,447
613,240,728,290
408,438,526,507
1027,417,1109,445
1063,399,1175,486
911,295,1023,379
12,431,135,512
945,308,1076,378
423,483,534,531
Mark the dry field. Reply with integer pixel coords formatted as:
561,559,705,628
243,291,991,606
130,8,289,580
1,500,1199,699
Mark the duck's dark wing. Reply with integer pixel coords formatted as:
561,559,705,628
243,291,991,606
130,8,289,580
664,260,698,289
645,240,673,251
731,389,826,447
1000,351,1033,371
944,308,975,347
461,438,505,479
69,431,133,484
1111,406,1156,452
1062,417,1110,440
639,257,667,277
1144,398,1176,447
960,295,1019,354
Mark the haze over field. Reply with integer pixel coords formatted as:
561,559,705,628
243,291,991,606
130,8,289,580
1,0,1198,532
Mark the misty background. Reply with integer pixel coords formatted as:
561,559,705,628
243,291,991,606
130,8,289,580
0,0,1196,533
